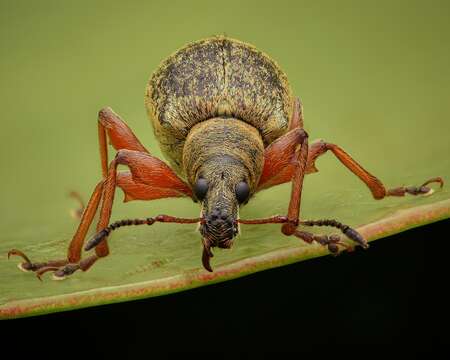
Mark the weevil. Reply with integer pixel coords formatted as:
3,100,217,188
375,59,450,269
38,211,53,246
8,36,443,279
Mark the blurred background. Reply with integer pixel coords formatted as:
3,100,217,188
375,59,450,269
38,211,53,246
1,0,449,221
1,0,449,352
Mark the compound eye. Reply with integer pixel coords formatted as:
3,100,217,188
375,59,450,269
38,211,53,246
235,181,250,204
194,177,208,201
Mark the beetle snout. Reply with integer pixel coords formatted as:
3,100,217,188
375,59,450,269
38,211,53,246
206,208,232,226
201,208,238,248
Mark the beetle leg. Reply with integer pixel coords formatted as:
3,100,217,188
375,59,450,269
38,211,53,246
34,255,101,281
65,106,150,216
92,111,192,266
259,135,443,199
97,107,149,177
18,154,127,280
115,149,193,199
68,108,150,217
73,150,194,277
247,111,443,253
249,112,368,253
7,180,104,277
9,151,195,279
281,128,309,235
306,140,444,199
288,97,304,130
7,250,68,273
117,171,191,202
258,128,309,191
83,156,120,265
8,108,153,280
385,177,444,197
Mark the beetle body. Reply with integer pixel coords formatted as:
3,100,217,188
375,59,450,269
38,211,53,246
146,36,295,247
9,37,442,278
146,36,294,175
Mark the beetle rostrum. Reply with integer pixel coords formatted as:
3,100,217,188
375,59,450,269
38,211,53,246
8,36,443,279
184,119,264,251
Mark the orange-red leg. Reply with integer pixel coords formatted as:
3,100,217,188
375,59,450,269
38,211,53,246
268,127,365,250
35,149,194,279
88,149,193,246
52,156,119,278
97,107,149,176
288,98,304,131
281,128,309,234
64,109,153,266
258,136,443,200
49,110,153,278
66,108,148,218
8,108,191,280
250,129,443,254
250,111,370,253
307,140,443,199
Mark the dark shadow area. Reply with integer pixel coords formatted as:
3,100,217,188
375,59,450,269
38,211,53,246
3,219,448,354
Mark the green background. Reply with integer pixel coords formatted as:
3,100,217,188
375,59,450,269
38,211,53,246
0,0,449,312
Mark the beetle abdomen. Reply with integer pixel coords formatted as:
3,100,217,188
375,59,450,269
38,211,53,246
146,36,294,176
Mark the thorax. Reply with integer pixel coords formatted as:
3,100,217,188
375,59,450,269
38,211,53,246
182,118,265,193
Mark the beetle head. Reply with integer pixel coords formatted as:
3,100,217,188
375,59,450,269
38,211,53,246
194,156,251,250
183,118,265,260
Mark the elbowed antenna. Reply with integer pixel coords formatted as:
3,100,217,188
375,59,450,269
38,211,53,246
84,216,202,251
238,215,368,250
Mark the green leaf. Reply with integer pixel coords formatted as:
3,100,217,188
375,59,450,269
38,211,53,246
1,181,449,319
